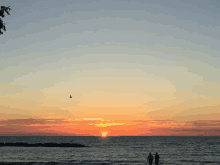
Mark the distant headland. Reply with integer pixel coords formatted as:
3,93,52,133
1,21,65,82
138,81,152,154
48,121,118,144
0,142,89,147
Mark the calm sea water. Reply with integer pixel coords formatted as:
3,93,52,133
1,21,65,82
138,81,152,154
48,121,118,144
0,136,219,165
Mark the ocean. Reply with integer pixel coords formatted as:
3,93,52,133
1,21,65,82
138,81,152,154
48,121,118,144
0,136,219,165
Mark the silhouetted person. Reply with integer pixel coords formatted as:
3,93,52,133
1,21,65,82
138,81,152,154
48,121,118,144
155,152,160,165
147,152,153,165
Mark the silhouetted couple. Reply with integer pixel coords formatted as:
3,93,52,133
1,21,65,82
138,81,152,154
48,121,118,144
147,152,160,165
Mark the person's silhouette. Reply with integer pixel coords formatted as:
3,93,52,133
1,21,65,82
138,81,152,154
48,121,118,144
147,152,153,165
155,152,160,165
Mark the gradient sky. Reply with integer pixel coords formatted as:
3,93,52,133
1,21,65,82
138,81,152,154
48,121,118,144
0,0,220,136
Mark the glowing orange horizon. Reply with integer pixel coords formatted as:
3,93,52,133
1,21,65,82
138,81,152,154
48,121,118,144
0,117,220,136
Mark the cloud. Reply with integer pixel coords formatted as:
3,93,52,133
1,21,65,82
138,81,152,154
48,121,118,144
143,90,216,111
146,109,181,120
146,100,220,122
0,104,74,120
0,91,46,109
0,83,26,96
177,97,220,108
144,100,183,110
0,105,34,120
0,118,65,125
192,81,220,97
29,109,74,118
171,104,220,122
79,91,154,102
173,90,205,101
176,61,220,83
0,90,81,111
0,66,36,83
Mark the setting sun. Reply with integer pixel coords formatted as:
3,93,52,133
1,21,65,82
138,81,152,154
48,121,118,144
102,132,107,137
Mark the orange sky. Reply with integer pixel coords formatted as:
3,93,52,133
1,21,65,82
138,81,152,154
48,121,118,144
1,100,220,136
1,117,220,136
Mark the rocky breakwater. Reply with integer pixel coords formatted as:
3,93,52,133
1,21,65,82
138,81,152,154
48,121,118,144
0,142,89,147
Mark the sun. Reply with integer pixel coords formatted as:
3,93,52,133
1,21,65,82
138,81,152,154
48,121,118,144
102,132,107,137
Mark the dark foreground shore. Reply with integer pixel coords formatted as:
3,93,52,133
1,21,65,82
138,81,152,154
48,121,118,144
0,142,89,147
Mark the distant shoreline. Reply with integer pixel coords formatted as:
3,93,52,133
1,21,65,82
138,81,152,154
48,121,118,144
0,142,89,147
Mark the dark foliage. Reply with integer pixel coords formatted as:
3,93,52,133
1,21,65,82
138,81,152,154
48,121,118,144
0,6,12,35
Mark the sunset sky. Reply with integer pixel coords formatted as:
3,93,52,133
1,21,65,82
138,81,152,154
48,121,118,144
0,0,220,136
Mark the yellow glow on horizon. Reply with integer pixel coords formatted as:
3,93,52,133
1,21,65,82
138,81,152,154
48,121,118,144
95,122,125,127
102,131,108,137
83,118,105,121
